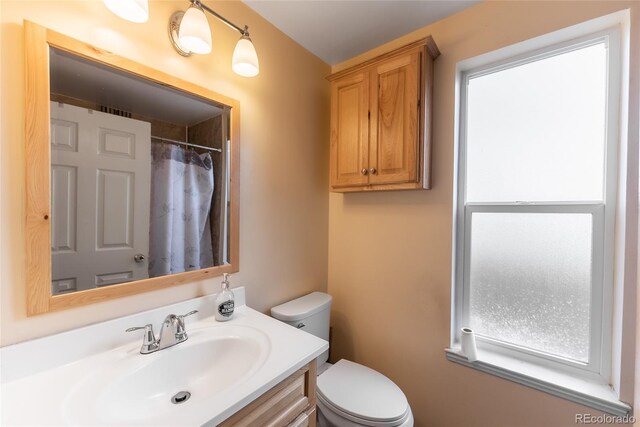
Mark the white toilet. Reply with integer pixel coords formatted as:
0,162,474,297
271,292,414,427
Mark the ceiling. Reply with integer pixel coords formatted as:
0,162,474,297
50,48,223,127
243,0,480,65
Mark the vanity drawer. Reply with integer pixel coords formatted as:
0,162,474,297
236,375,306,427
220,360,317,427
288,407,315,427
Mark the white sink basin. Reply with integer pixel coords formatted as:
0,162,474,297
63,324,269,425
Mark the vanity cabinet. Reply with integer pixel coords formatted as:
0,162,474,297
328,37,439,192
220,360,317,427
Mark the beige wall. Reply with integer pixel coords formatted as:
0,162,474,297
328,2,639,426
0,0,330,346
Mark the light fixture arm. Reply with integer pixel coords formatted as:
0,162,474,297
190,0,250,37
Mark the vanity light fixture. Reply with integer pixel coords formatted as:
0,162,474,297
103,0,149,23
104,0,259,77
169,0,260,77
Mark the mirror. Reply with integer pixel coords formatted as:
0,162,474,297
25,22,240,315
49,48,230,293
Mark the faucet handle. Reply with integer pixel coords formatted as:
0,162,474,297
179,310,198,319
176,310,198,341
126,323,155,336
126,324,158,354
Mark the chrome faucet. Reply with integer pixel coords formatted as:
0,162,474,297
126,310,198,354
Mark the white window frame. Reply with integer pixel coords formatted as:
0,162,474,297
449,15,633,416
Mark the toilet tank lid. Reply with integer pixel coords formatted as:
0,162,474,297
271,292,332,321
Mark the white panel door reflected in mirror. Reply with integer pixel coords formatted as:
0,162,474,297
51,102,151,293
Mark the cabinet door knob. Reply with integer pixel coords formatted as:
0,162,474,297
361,168,369,175
369,167,377,175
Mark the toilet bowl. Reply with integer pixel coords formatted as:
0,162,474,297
271,292,413,427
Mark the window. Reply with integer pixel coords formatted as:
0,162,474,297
451,23,629,414
459,38,613,370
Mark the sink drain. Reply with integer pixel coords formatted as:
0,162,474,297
171,391,191,404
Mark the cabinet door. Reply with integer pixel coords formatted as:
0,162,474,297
369,51,420,185
219,361,316,427
330,71,369,188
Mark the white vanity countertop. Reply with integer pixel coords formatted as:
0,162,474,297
0,287,328,426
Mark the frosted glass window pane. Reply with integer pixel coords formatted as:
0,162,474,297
469,213,592,361
466,43,607,202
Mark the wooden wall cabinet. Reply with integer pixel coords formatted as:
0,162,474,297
220,360,317,427
328,38,439,192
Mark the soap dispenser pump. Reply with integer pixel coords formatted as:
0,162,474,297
215,273,235,321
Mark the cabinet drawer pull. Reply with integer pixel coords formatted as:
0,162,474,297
369,167,377,175
361,168,369,175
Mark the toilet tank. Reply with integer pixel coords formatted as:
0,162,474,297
271,292,332,366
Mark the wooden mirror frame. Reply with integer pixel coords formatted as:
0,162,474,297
24,21,240,316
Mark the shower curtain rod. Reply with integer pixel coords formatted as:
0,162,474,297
151,136,222,153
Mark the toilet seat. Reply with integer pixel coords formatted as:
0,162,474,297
317,391,413,427
317,360,411,426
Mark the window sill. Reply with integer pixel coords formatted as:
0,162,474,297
445,348,631,416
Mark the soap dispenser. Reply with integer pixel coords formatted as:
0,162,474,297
215,273,235,321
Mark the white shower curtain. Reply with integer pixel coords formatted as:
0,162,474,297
149,144,214,278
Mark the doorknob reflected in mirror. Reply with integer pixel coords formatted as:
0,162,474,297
134,254,146,263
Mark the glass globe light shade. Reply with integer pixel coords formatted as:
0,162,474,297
232,35,259,77
178,5,212,55
103,0,149,23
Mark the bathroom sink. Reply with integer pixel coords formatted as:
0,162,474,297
2,293,329,426
62,324,270,425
